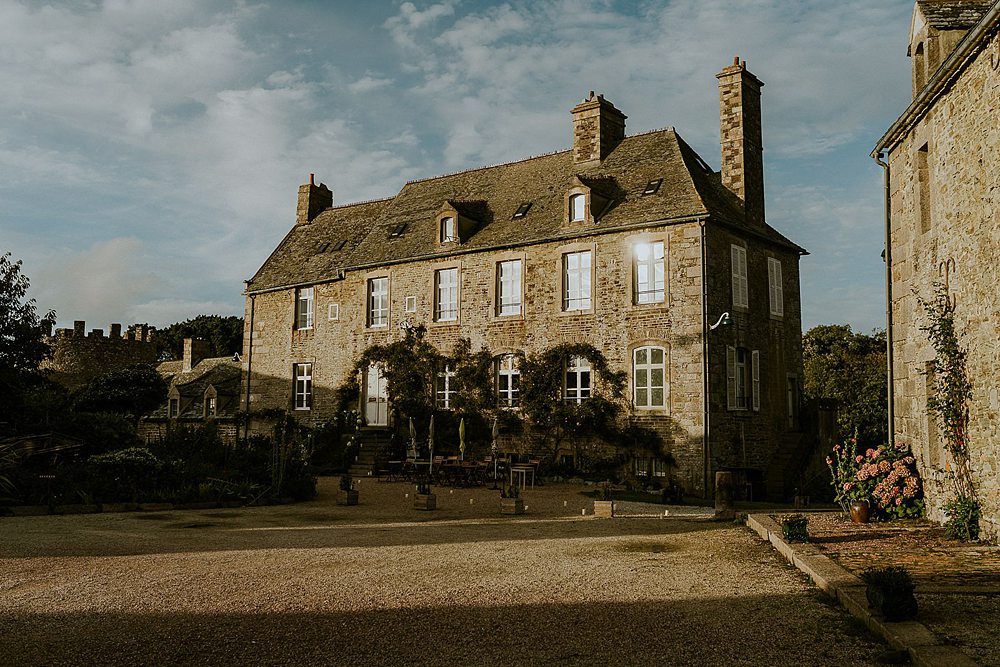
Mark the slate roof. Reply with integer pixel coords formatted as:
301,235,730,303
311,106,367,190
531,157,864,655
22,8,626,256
248,128,805,293
146,357,241,420
917,0,994,28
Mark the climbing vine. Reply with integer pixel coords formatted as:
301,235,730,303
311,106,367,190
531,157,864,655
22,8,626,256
920,283,979,537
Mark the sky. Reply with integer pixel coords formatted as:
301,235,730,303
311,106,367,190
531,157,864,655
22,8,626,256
0,0,917,333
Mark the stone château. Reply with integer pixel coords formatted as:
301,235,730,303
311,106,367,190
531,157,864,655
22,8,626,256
244,59,808,499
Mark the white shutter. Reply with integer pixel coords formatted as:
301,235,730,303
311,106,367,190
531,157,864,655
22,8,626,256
732,245,748,309
768,258,783,316
751,350,761,412
727,345,737,410
731,245,741,308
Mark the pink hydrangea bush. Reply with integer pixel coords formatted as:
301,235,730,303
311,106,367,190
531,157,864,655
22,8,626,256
827,439,924,520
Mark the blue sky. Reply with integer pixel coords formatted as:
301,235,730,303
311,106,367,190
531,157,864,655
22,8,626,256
0,0,915,332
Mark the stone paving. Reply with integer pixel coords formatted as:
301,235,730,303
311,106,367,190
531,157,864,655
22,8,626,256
802,511,1000,665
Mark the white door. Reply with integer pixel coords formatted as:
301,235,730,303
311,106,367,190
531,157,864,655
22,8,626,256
365,364,388,426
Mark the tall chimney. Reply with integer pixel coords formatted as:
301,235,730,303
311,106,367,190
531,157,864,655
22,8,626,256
183,338,212,372
717,57,765,224
296,173,333,225
570,92,627,166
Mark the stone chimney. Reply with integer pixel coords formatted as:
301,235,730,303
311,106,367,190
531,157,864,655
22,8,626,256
570,92,627,166
717,57,765,224
183,337,211,372
296,173,333,225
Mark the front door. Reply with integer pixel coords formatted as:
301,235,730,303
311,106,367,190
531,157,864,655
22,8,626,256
365,364,388,426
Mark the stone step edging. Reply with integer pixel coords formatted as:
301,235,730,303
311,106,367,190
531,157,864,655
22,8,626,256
746,513,978,667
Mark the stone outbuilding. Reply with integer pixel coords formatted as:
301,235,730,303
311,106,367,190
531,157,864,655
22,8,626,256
873,0,1000,539
244,60,808,499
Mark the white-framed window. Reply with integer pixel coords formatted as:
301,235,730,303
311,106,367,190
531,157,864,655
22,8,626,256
368,277,389,328
435,267,459,322
727,346,759,411
563,250,592,311
569,193,586,222
767,257,784,317
328,303,340,321
296,286,314,329
497,259,522,316
435,364,456,408
293,363,312,411
731,244,748,309
404,296,417,313
565,355,592,403
634,241,665,304
205,396,217,417
497,354,520,408
440,216,457,243
168,397,179,418
633,346,667,409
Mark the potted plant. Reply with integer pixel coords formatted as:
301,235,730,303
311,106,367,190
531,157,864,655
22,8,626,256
413,477,436,510
336,473,358,506
780,514,809,543
861,566,918,621
500,482,524,515
593,481,614,518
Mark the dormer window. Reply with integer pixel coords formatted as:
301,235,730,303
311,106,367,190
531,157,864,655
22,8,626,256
205,396,217,417
570,194,586,222
440,216,457,243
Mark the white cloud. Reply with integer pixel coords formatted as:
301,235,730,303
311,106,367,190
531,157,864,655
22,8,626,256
347,74,394,93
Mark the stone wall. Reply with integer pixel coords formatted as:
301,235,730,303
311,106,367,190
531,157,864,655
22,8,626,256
42,321,158,390
887,29,1000,540
244,217,803,497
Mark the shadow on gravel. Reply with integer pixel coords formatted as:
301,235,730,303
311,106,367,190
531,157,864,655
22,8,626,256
0,516,732,559
0,593,887,667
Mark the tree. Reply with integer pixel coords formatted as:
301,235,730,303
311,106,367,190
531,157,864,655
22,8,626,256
0,253,56,434
803,324,887,447
73,363,168,421
0,253,55,375
156,315,243,361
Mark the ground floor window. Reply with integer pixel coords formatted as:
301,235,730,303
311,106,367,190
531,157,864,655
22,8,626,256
497,354,520,408
633,346,667,409
727,346,759,412
565,355,591,403
436,364,456,409
294,363,312,410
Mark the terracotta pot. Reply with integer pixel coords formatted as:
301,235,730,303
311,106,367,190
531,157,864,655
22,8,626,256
849,499,871,524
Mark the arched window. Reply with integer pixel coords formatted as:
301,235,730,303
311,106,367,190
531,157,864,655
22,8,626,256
569,193,586,222
633,346,666,409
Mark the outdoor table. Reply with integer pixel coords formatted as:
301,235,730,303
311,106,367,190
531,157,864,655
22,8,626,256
510,464,535,490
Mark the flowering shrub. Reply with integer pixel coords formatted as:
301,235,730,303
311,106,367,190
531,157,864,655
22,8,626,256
827,439,924,520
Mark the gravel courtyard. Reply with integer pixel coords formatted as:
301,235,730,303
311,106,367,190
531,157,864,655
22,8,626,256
0,479,889,666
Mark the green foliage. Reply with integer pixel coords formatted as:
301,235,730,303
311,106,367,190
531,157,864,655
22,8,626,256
0,253,56,435
156,315,244,361
780,514,809,543
73,363,168,419
803,324,887,447
826,439,923,520
860,566,914,593
943,494,980,541
88,447,163,502
350,325,443,422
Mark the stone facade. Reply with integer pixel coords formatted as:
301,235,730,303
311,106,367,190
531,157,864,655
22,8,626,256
875,1,1000,540
245,61,807,498
41,320,158,390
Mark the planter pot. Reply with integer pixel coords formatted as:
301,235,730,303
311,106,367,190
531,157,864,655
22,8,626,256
849,499,871,524
866,585,918,622
414,493,437,511
593,500,614,518
336,489,359,506
500,497,524,515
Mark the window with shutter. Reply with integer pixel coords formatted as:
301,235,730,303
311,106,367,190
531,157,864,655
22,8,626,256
751,350,760,412
726,345,737,410
731,245,748,309
767,258,783,317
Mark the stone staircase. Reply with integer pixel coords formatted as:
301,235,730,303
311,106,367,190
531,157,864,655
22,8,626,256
348,427,392,478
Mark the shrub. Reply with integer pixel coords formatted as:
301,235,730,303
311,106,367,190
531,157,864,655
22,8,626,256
88,447,163,502
826,439,923,520
943,494,980,541
860,566,914,593
780,514,809,543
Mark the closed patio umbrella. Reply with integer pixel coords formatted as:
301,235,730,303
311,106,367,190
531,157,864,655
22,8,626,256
428,414,435,475
459,417,466,461
408,417,417,459
491,416,499,489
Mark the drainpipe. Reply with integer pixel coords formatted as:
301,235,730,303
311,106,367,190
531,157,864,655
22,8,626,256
700,220,711,498
874,153,895,447
244,289,256,446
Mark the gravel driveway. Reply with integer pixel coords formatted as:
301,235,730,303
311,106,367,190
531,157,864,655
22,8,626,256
0,479,888,666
